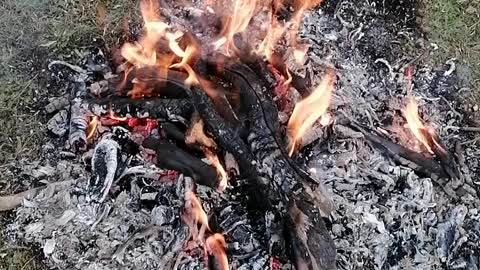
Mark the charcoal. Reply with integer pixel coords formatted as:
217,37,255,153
142,136,219,188
88,97,194,122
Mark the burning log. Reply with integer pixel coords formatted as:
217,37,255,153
142,136,219,188
205,58,336,269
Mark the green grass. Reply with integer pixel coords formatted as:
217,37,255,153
421,0,480,91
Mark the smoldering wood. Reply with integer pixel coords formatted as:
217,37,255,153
69,81,91,152
349,122,449,181
207,57,336,270
142,137,218,188
88,138,125,203
87,97,194,121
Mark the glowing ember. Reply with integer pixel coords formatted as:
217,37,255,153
205,233,229,270
86,116,98,140
287,70,335,156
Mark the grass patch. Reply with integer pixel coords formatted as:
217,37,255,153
421,0,480,91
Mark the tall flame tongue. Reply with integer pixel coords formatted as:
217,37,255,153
213,0,258,56
403,67,446,155
287,70,335,156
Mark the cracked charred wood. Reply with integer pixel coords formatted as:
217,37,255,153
349,122,449,181
87,97,194,121
69,81,91,152
108,66,190,98
142,137,218,188
209,58,336,270
189,88,258,179
88,138,129,203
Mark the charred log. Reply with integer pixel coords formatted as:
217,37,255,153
207,57,336,270
87,97,194,121
142,137,218,188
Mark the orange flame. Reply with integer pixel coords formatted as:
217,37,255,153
86,116,98,140
204,150,228,192
287,70,335,156
213,0,258,55
404,98,445,155
206,233,229,270
184,191,210,241
403,66,445,155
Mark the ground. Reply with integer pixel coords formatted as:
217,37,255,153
0,0,479,269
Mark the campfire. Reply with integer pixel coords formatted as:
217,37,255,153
3,0,479,269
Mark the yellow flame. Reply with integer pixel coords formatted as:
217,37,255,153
213,0,258,55
404,98,445,155
287,70,335,156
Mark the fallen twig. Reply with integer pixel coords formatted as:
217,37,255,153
0,180,75,211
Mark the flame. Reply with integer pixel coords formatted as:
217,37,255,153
213,0,258,55
107,110,128,122
204,150,228,192
121,0,168,67
404,98,445,155
206,233,229,270
184,191,210,241
287,70,335,156
289,0,322,49
169,43,200,86
86,116,98,140
403,66,445,155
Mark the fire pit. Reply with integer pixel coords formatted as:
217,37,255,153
2,0,480,269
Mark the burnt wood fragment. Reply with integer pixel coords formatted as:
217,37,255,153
69,81,91,152
88,138,128,203
349,122,449,180
87,97,194,121
208,58,336,270
142,137,218,188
